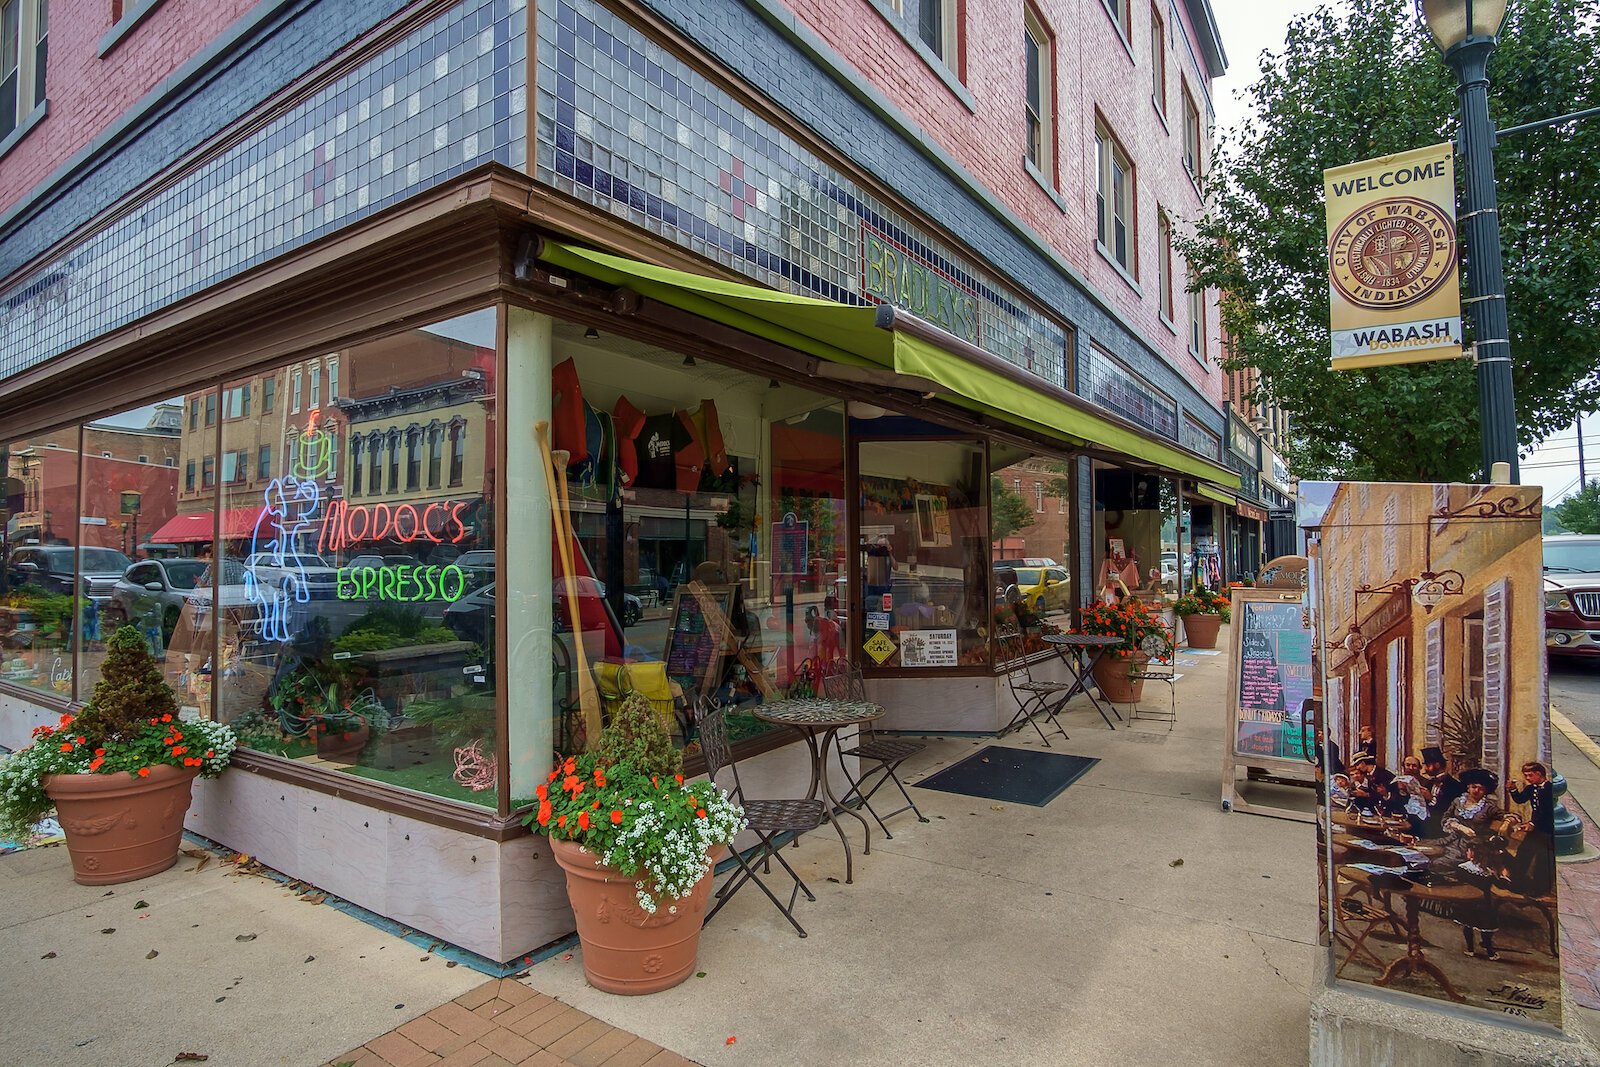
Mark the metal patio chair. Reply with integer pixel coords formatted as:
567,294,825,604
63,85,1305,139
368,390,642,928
1127,625,1178,726
819,663,929,838
698,699,824,938
996,626,1071,745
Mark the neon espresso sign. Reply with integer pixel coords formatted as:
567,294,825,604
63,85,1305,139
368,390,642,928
319,494,475,605
336,562,467,603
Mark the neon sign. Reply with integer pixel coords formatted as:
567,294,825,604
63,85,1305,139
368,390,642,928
337,564,468,603
318,498,472,554
243,410,337,642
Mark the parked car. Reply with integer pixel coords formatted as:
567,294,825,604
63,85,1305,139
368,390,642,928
7,545,132,600
1161,552,1179,586
443,579,643,648
106,558,258,645
454,549,496,589
443,582,495,647
1545,534,1600,658
243,551,341,600
1008,565,1071,614
561,579,643,629
993,557,1058,570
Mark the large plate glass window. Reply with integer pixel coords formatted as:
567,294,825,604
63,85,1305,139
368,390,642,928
1,425,86,699
215,311,498,807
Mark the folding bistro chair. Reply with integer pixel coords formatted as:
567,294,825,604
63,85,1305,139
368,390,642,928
698,699,825,938
996,626,1071,745
819,663,929,838
1127,625,1178,726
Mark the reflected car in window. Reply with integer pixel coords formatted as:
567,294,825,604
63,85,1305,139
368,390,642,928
1545,535,1600,659
7,545,133,600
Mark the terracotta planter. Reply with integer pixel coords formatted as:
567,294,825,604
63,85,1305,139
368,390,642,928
1092,653,1148,704
1182,612,1223,649
44,764,199,886
315,724,370,761
550,836,723,995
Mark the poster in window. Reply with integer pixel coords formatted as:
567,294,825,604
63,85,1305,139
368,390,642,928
915,493,951,548
771,512,810,577
899,628,956,667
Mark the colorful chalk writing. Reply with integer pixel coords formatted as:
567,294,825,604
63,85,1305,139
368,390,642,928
1233,600,1314,762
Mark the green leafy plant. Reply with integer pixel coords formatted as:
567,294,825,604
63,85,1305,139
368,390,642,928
0,626,236,840
521,692,743,915
1174,588,1231,622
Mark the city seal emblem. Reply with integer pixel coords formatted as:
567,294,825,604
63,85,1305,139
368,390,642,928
1328,196,1456,310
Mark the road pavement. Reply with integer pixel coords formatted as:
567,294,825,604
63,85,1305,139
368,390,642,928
1552,655,1600,739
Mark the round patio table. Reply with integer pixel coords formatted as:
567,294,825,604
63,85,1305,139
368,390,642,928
1041,633,1125,730
751,698,883,885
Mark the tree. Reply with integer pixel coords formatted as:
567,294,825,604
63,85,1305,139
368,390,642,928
1554,481,1600,534
990,475,1036,542
1183,0,1600,482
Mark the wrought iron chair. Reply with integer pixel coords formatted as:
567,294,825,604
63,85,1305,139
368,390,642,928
1127,625,1178,726
818,664,929,838
995,626,1071,745
698,699,824,938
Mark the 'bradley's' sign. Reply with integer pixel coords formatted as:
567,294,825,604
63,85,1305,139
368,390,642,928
1322,143,1464,371
861,225,980,344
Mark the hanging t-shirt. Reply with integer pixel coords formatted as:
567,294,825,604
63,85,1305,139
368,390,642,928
550,359,588,466
612,395,646,488
637,413,683,490
684,400,730,477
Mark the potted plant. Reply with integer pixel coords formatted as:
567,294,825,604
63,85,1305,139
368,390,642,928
0,626,236,885
523,691,744,995
1076,597,1169,703
311,700,373,761
1174,587,1231,650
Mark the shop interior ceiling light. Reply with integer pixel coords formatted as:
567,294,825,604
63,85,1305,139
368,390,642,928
584,326,600,339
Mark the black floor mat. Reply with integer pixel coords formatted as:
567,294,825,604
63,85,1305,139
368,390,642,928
912,745,1099,807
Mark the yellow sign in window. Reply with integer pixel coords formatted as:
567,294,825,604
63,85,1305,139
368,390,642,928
864,630,897,665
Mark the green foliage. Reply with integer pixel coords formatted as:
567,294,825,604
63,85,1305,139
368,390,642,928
1553,481,1600,534
594,691,683,780
1174,588,1231,621
1182,0,1600,481
338,605,432,640
75,626,178,742
990,475,1036,541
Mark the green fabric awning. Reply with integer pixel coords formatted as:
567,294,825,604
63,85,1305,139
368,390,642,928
536,241,1239,488
1197,483,1237,506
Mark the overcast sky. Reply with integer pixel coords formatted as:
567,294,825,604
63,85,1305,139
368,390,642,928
1209,0,1596,503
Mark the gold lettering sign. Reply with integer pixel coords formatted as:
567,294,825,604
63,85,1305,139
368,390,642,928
862,227,980,344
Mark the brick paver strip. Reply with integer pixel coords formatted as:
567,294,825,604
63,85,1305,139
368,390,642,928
1558,791,1600,1011
474,997,518,1021
488,993,556,1030
456,982,502,1010
567,1027,639,1067
545,1017,615,1059
434,1043,495,1067
640,1050,700,1067
521,1004,591,1047
506,999,574,1037
520,1051,570,1067
367,1030,435,1067
498,977,539,1004
595,1037,666,1067
399,1014,462,1054
476,1024,540,1064
430,1001,496,1040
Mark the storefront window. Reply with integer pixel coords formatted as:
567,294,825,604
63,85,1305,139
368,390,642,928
857,435,989,668
1091,463,1178,619
1185,498,1222,590
990,448,1073,652
56,398,190,702
214,311,498,808
549,323,846,754
1,431,85,699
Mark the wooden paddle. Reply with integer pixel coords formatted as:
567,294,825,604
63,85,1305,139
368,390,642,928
534,421,601,749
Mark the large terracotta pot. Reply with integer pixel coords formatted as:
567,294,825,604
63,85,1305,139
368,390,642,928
1182,612,1222,649
315,724,370,761
1092,653,1148,704
44,764,199,886
550,836,723,995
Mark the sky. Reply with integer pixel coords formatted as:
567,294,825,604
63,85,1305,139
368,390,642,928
1208,0,1597,504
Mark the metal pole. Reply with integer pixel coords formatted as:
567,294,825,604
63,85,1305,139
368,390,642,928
1579,414,1587,487
1447,38,1519,482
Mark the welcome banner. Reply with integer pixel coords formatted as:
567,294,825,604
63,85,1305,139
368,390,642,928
1323,144,1464,371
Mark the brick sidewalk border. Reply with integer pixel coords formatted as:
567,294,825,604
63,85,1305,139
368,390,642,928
323,978,700,1067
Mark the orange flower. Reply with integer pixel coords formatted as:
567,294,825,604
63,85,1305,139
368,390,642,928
592,799,601,809
578,811,590,831
537,801,552,826
696,809,707,819
536,783,548,801
205,750,215,759
75,736,86,745
610,810,623,824
557,814,567,829
563,757,576,775
88,758,104,771
674,774,684,785
137,768,150,777
59,743,72,752
161,714,172,723
94,748,105,756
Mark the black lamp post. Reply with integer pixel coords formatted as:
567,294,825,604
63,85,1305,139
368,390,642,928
1418,0,1517,483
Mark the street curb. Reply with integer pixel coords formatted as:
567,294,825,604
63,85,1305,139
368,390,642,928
1553,706,1600,770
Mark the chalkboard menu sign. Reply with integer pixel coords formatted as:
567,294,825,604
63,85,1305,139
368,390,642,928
1232,599,1315,762
662,584,738,694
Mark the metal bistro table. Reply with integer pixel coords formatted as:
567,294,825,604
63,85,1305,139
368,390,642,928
751,697,883,885
1041,634,1125,730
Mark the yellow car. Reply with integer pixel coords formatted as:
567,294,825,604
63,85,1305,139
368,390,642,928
1014,566,1071,615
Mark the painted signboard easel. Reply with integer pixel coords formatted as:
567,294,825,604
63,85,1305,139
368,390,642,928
1221,587,1318,822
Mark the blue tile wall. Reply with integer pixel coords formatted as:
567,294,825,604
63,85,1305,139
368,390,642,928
0,0,525,382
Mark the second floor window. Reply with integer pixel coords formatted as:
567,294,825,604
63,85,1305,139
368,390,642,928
1157,211,1174,321
291,369,302,413
0,0,47,142
406,431,421,491
327,358,339,403
351,439,363,496
184,460,195,492
262,376,276,413
427,427,443,489
309,363,321,408
914,0,955,63
1096,126,1135,275
1023,11,1051,176
201,456,215,489
223,385,250,419
1150,4,1166,116
204,391,217,426
1102,0,1130,44
1189,286,1205,359
448,424,466,487
368,436,382,495
258,444,272,480
1183,87,1203,181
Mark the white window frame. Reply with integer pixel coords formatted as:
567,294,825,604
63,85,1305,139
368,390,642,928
1149,2,1166,117
1096,124,1136,277
1157,210,1174,321
308,360,321,409
904,0,958,65
291,368,302,413
1182,84,1203,182
1034,483,1045,512
1188,284,1204,359
327,357,339,403
1023,8,1052,177
0,0,46,144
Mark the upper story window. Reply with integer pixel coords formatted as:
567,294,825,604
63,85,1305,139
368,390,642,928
1182,85,1203,182
1189,285,1205,360
1023,8,1053,178
204,391,217,426
1157,210,1174,321
1149,3,1166,117
223,384,250,419
911,0,957,64
291,368,303,413
262,376,276,414
327,358,339,403
308,361,321,408
1096,124,1136,277
1101,0,1130,46
0,0,47,142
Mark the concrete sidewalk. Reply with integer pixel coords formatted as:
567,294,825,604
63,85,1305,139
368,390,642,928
9,635,1600,1066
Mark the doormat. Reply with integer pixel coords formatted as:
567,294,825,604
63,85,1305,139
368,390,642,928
1185,649,1223,657
913,746,1098,807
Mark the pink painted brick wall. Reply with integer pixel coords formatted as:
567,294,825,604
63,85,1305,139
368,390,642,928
784,0,1224,404
0,0,256,214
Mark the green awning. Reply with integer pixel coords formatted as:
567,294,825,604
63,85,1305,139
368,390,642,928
536,241,1239,488
1197,483,1237,506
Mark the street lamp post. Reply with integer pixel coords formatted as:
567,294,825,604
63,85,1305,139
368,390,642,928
1418,0,1517,483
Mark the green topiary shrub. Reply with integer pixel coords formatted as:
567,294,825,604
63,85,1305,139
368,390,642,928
73,626,179,743
593,691,682,780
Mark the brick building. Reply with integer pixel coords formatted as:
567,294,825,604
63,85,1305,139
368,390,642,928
0,0,1235,960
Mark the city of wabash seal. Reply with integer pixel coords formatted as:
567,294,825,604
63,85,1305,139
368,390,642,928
1328,196,1457,310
